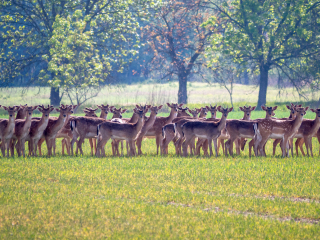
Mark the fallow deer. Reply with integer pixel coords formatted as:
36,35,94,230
172,108,208,156
293,108,320,157
37,105,73,156
138,103,182,155
11,106,38,157
96,108,149,157
26,105,54,156
161,108,201,155
181,107,233,157
0,106,20,157
253,107,308,157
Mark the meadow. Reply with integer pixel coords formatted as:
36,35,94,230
0,84,320,238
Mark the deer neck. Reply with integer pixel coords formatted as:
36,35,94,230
37,114,49,132
23,114,33,131
129,113,139,123
199,113,206,118
211,112,217,119
166,109,178,124
145,112,157,126
51,114,67,132
217,115,227,131
16,110,26,119
134,116,145,134
265,113,272,119
291,114,304,133
7,115,16,132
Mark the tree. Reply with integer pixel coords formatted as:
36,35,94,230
204,0,320,108
143,0,216,103
0,0,156,105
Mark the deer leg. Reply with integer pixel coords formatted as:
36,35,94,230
235,138,241,155
280,138,287,157
156,134,162,155
189,138,196,155
295,138,301,156
96,137,109,157
240,138,247,151
304,137,310,157
77,138,85,155
273,139,281,156
38,138,45,156
89,138,94,156
21,139,26,157
120,140,124,156
208,138,213,157
309,138,313,157
182,137,191,157
195,138,203,155
1,140,6,157
224,139,230,156
136,137,143,155
299,138,306,156
213,138,218,157
9,139,15,157
289,138,294,158
249,139,254,157
202,139,209,156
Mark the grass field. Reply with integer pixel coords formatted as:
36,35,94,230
0,85,320,238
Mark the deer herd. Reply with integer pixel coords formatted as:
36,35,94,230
0,103,319,158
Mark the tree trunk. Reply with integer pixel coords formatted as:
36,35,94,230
243,70,249,85
257,65,269,109
50,87,60,106
178,73,187,104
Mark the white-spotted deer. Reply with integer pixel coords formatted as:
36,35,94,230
293,108,320,157
181,107,233,157
253,107,308,157
0,106,20,157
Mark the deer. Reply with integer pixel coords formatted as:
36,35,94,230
0,106,20,157
69,106,125,155
171,107,209,156
11,106,38,157
137,103,182,155
218,106,256,157
271,104,301,155
177,107,191,117
196,106,256,156
96,108,149,157
54,104,78,155
161,108,202,155
16,104,28,119
253,107,308,157
36,105,73,156
292,108,320,157
26,105,54,156
181,107,233,157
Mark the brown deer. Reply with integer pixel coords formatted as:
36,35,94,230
69,106,125,155
37,105,73,156
16,104,28,119
96,108,149,157
181,107,233,157
26,105,54,156
221,106,257,157
293,108,320,157
172,108,208,156
138,103,182,155
177,107,190,117
0,106,20,157
161,108,201,155
271,104,301,155
11,106,38,157
135,105,163,155
253,107,308,157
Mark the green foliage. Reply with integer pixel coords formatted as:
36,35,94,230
203,0,320,105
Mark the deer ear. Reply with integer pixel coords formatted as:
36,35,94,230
188,109,192,113
305,107,309,111
239,107,244,111
273,106,278,111
229,107,233,112
251,106,256,111
310,108,316,112
166,103,171,107
55,108,60,112
158,105,163,110
286,105,291,110
206,106,210,110
33,106,38,110
261,106,266,110
121,109,127,113
217,106,222,112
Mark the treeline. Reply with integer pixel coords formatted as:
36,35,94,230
1,0,319,107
